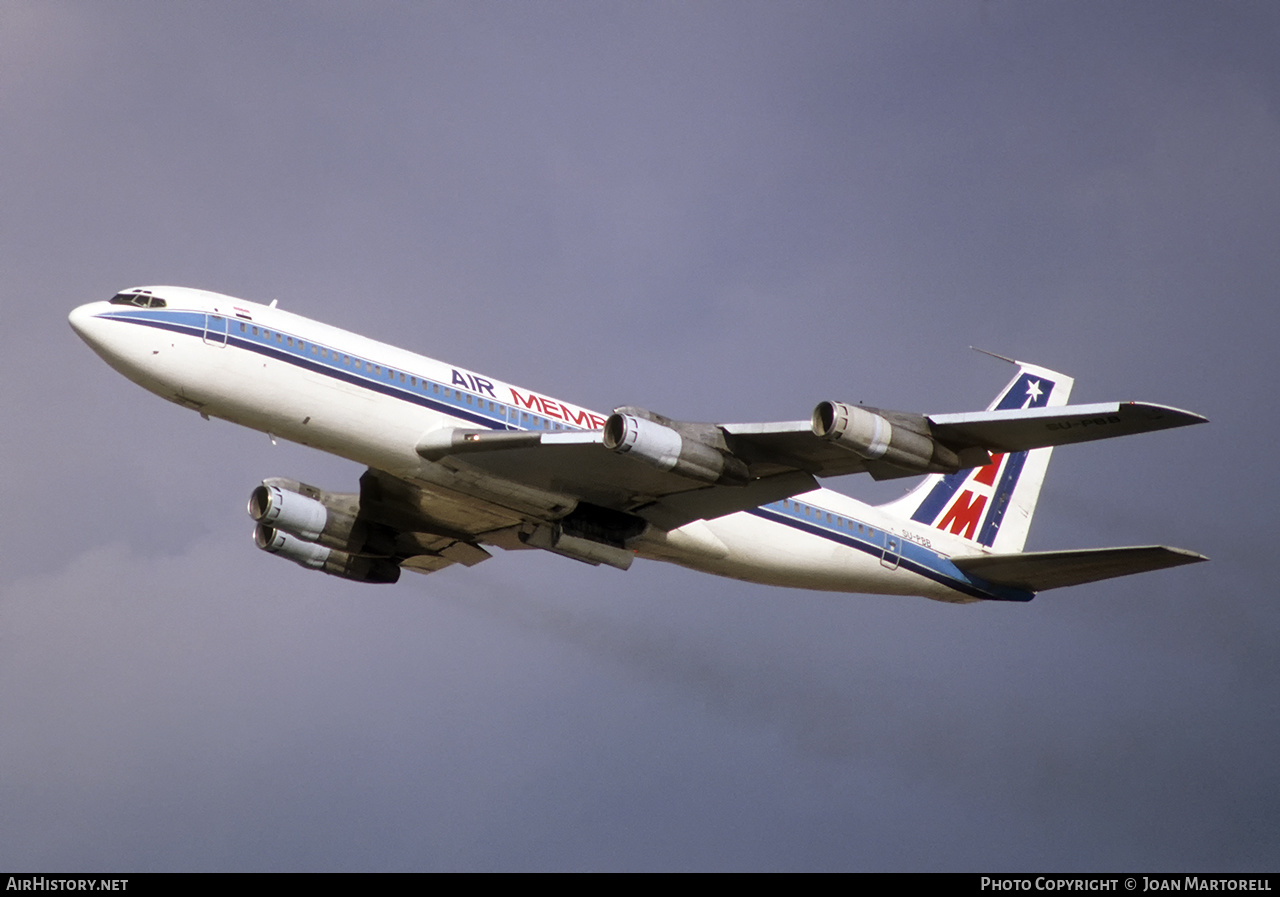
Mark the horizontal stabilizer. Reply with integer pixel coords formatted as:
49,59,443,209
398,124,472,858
952,546,1208,592
928,402,1207,453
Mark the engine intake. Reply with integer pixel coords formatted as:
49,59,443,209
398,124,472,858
812,401,961,473
248,479,362,551
603,412,748,485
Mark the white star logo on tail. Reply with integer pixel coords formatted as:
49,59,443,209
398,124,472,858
1023,379,1042,408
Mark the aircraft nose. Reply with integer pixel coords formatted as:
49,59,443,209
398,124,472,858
69,302,98,341
68,302,112,353
68,303,92,337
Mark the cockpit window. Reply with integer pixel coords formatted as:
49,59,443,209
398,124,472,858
109,292,166,309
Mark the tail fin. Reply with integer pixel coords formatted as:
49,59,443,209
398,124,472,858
877,357,1073,553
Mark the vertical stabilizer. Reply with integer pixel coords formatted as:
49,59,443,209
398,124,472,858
877,358,1073,553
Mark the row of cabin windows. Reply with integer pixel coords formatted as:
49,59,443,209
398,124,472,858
780,499,875,537
119,309,574,434
235,321,570,432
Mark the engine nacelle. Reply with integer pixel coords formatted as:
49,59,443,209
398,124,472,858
812,401,961,473
248,479,362,551
603,412,748,485
255,524,400,584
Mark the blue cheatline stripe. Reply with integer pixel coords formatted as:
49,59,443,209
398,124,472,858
746,504,1033,602
99,309,591,434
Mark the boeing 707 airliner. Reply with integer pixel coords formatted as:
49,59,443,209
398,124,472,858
70,286,1207,602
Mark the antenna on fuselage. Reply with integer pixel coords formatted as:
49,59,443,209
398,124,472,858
269,299,278,308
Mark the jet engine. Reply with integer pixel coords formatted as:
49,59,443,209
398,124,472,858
603,409,749,485
812,401,962,474
253,524,400,584
248,480,361,550
248,478,399,583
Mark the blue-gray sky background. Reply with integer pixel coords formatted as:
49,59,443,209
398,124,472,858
1,0,1276,870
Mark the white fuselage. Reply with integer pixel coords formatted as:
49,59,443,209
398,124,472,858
70,287,1022,603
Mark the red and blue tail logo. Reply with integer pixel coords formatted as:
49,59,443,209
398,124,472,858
902,369,1062,549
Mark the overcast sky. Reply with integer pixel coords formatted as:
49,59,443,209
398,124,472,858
2,0,1277,871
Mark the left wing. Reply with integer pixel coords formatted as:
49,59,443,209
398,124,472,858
252,472,508,582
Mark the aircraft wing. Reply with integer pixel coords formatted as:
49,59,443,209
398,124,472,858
411,396,1207,531
413,428,819,531
355,469,504,575
250,472,507,582
719,421,876,478
722,402,1207,481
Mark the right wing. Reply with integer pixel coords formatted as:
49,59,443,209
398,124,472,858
409,395,1206,531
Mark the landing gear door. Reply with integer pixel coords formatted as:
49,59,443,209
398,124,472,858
203,313,228,347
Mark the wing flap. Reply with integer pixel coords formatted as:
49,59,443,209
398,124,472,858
952,545,1208,592
399,554,458,576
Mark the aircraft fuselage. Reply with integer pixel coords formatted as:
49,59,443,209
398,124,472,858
71,286,1202,602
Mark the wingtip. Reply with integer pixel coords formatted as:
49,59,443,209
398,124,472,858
1123,402,1209,426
